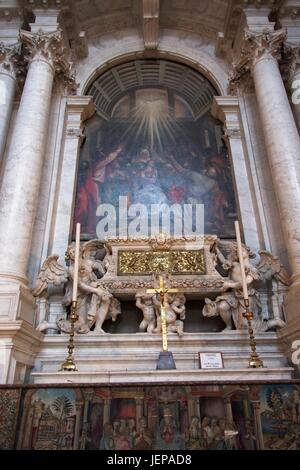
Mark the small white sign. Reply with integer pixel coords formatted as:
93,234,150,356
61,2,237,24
199,352,224,369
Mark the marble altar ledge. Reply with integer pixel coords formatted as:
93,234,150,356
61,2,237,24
31,367,294,384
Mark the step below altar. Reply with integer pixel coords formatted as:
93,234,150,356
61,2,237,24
31,331,293,384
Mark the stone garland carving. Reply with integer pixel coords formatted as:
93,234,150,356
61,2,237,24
99,278,224,290
33,240,121,334
202,241,290,332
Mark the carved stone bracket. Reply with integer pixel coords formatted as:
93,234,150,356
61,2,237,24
223,125,241,141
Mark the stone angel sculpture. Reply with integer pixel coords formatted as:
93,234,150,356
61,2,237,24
202,241,290,332
33,239,121,334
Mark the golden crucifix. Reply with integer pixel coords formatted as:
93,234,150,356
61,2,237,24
147,275,179,352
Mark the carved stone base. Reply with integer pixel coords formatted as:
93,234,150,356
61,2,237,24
0,320,42,383
0,283,36,323
156,351,176,370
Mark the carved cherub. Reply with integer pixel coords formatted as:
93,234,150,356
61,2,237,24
202,241,290,331
153,292,186,337
33,239,121,334
135,291,157,333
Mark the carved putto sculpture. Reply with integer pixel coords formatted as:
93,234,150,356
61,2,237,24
135,279,186,337
202,241,290,332
135,292,156,333
33,240,121,334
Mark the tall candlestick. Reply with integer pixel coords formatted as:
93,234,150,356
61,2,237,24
72,223,81,302
234,220,248,300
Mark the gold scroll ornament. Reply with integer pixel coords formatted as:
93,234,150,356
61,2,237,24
118,249,206,276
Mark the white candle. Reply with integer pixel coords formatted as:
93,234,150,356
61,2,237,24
72,223,81,302
234,220,248,300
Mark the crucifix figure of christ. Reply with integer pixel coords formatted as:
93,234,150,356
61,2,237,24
146,275,180,353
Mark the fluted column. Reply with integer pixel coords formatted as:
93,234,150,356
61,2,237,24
0,43,20,162
234,29,300,324
0,29,70,284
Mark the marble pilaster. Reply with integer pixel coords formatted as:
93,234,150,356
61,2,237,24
50,96,94,258
211,96,261,252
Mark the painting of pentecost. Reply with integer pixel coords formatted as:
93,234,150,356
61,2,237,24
74,61,237,240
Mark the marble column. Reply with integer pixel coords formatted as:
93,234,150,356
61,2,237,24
0,43,20,162
0,29,69,284
235,29,300,325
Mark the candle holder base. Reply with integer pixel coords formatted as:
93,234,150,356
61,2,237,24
60,357,77,372
243,304,264,369
248,355,264,369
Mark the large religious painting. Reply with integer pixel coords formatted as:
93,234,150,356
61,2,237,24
3,383,300,450
74,60,237,240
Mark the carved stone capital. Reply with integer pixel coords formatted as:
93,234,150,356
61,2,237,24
238,29,286,69
0,42,23,79
20,28,77,90
280,43,300,86
229,29,287,93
